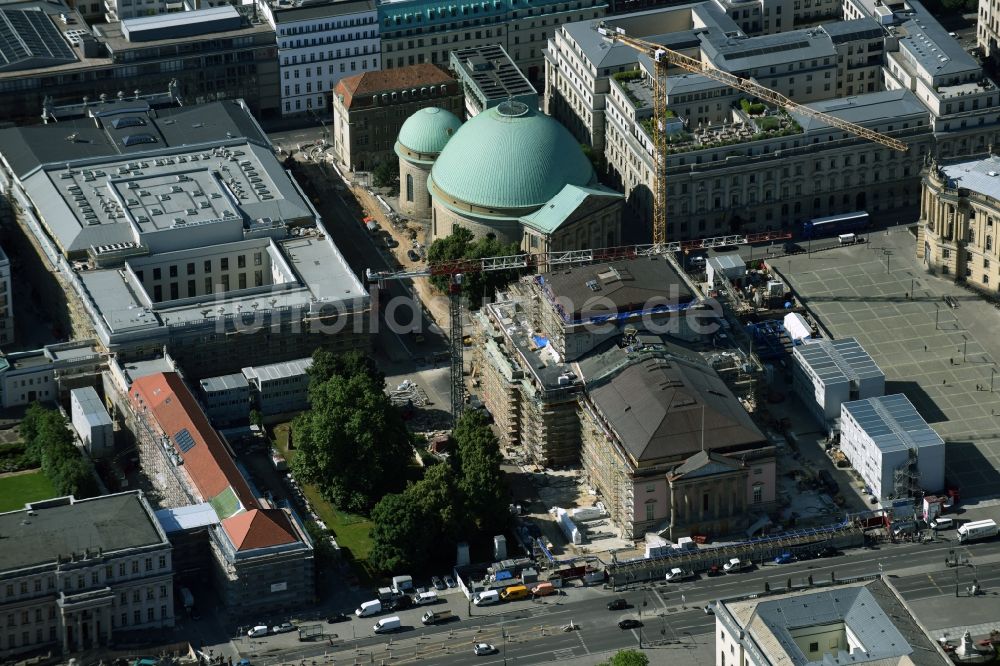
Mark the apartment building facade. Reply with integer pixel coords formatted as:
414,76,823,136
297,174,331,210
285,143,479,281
258,0,380,116
0,243,11,347
547,0,1000,241
332,64,462,171
0,3,280,124
379,0,608,88
0,493,174,658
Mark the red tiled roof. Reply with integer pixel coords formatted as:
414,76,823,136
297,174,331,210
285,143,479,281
334,63,456,110
222,508,299,552
130,372,258,513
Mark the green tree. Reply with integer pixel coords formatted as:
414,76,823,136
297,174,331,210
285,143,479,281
291,369,412,513
19,402,98,498
369,463,460,572
372,158,398,190
451,410,507,532
426,228,521,306
602,650,649,666
308,348,384,390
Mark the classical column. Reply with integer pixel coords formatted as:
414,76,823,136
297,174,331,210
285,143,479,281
74,614,83,651
105,608,113,646
61,613,71,654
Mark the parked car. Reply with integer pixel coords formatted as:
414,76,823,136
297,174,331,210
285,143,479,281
406,249,421,262
272,622,295,634
784,242,804,254
618,619,643,630
703,604,715,615
388,595,413,611
327,613,350,624
706,564,722,577
474,643,497,656
432,576,446,591
444,575,457,588
236,660,251,666
384,237,399,248
819,545,841,558
774,552,796,564
247,625,269,637
607,598,628,611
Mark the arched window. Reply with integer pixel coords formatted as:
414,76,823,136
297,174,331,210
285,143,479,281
405,173,414,202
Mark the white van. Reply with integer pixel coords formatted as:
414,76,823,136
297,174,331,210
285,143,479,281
356,599,382,617
838,233,857,245
473,590,500,606
416,590,438,605
930,517,954,530
373,616,401,634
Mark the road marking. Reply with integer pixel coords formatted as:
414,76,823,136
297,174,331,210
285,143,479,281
652,588,669,610
552,648,575,659
575,628,591,654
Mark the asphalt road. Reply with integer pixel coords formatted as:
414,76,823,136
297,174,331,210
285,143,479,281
286,155,449,366
243,536,1000,665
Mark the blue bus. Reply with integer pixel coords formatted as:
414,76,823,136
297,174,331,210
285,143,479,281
802,211,870,239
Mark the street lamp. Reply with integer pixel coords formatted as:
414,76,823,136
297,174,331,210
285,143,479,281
935,302,940,330
962,335,968,363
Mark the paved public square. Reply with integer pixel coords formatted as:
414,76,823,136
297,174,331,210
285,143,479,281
777,227,1000,504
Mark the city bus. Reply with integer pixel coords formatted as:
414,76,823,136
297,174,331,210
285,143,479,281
802,211,870,239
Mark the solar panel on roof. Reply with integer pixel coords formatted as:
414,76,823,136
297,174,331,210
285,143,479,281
174,428,196,453
0,8,75,69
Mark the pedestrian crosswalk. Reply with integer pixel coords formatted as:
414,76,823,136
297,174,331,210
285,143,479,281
552,648,576,660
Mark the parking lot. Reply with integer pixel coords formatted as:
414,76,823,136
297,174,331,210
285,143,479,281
777,227,1000,503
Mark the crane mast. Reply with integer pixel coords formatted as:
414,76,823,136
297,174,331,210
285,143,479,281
596,24,909,247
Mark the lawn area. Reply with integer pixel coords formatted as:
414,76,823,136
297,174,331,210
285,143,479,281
272,423,378,583
0,470,56,513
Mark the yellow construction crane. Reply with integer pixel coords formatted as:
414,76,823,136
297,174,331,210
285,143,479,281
597,24,909,246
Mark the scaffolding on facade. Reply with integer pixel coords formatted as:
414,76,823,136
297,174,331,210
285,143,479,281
892,448,921,500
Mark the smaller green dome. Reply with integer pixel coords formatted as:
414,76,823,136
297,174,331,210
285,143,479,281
396,107,462,155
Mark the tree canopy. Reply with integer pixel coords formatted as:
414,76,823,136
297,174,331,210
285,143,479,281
308,348,384,390
602,650,649,666
372,158,399,190
290,351,412,513
426,227,521,306
451,409,508,533
369,463,460,572
20,402,98,499
368,409,507,572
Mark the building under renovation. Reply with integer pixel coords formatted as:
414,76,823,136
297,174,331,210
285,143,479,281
123,371,314,618
474,289,582,467
575,336,775,541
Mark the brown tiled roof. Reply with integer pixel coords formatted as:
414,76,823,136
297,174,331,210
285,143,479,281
222,508,298,552
335,63,456,110
130,372,258,514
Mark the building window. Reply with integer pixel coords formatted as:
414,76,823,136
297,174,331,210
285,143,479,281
702,493,709,512
204,260,212,272
237,255,246,269
405,173,413,202
158,555,166,569
254,252,262,266
753,484,763,504
221,257,229,270
809,642,818,653
153,268,161,280
187,263,195,275
645,503,655,521
942,249,951,259
168,265,177,278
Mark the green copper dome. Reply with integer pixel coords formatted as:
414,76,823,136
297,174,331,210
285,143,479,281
396,107,463,155
430,101,594,210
